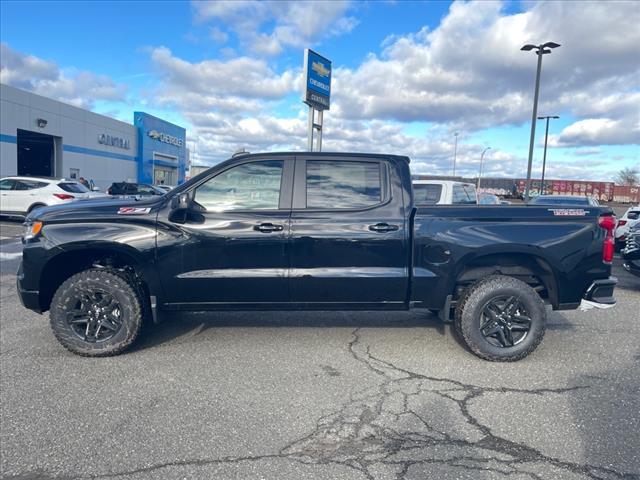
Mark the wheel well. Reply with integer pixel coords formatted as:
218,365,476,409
454,253,558,308
27,203,46,213
39,248,149,313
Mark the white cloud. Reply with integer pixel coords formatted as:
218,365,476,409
150,46,298,99
209,26,229,44
333,0,640,132
549,118,640,147
158,1,639,180
192,0,357,55
0,42,126,109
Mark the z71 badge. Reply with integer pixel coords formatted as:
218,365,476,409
117,207,151,215
548,208,589,216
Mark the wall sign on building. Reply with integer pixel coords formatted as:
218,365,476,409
98,133,130,150
147,129,184,147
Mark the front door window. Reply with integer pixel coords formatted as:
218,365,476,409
195,161,283,212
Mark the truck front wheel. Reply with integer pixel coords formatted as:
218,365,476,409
454,275,546,361
49,268,145,356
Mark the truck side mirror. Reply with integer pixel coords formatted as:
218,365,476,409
171,192,190,210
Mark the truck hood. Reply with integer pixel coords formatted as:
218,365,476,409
26,196,166,223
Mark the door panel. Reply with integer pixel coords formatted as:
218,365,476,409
0,179,17,211
288,158,409,306
156,158,293,306
13,180,40,212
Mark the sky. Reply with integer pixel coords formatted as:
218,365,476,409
1,0,638,181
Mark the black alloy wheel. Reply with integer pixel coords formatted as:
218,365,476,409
454,275,547,361
50,268,146,356
479,295,531,348
66,289,124,343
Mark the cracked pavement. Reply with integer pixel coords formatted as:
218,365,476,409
1,231,639,480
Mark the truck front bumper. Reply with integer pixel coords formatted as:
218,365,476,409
16,261,42,313
579,277,617,311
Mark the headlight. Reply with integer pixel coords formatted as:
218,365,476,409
22,221,43,242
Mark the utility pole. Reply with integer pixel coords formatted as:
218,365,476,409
537,115,559,194
477,147,491,191
521,41,561,201
452,132,459,176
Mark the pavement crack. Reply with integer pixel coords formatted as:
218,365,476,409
33,327,638,480
277,327,636,479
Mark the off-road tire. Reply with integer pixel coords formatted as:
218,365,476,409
454,275,546,361
49,268,145,356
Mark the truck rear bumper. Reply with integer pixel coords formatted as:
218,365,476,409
579,277,617,311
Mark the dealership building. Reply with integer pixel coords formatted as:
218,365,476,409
0,84,188,189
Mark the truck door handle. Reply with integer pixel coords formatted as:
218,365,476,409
369,223,399,232
254,223,284,233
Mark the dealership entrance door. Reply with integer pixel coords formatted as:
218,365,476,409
17,129,55,177
152,152,178,185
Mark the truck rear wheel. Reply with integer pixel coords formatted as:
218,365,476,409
454,275,546,361
49,268,144,357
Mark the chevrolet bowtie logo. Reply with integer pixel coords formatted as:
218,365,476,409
148,130,161,139
311,61,330,78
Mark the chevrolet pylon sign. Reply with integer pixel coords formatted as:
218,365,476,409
303,49,331,110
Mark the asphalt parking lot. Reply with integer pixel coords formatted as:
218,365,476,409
1,218,639,480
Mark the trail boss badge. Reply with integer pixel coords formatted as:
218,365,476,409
548,208,589,216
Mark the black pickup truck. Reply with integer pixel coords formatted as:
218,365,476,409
17,153,617,361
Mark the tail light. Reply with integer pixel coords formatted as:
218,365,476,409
599,215,616,264
617,220,627,227
53,193,75,200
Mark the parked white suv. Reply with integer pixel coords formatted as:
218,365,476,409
615,204,640,248
412,180,478,205
0,177,105,217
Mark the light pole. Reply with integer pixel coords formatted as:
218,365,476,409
537,115,559,194
477,147,491,191
521,41,560,201
452,132,459,177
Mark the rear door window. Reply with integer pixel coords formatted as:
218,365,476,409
414,184,442,205
15,180,48,190
0,179,16,190
306,161,382,209
58,182,89,193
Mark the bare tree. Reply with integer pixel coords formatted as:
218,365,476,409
615,167,639,186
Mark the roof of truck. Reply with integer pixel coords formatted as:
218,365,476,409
231,151,411,163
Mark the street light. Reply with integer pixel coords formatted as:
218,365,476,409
537,115,559,194
477,147,491,191
452,132,459,176
521,41,561,202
